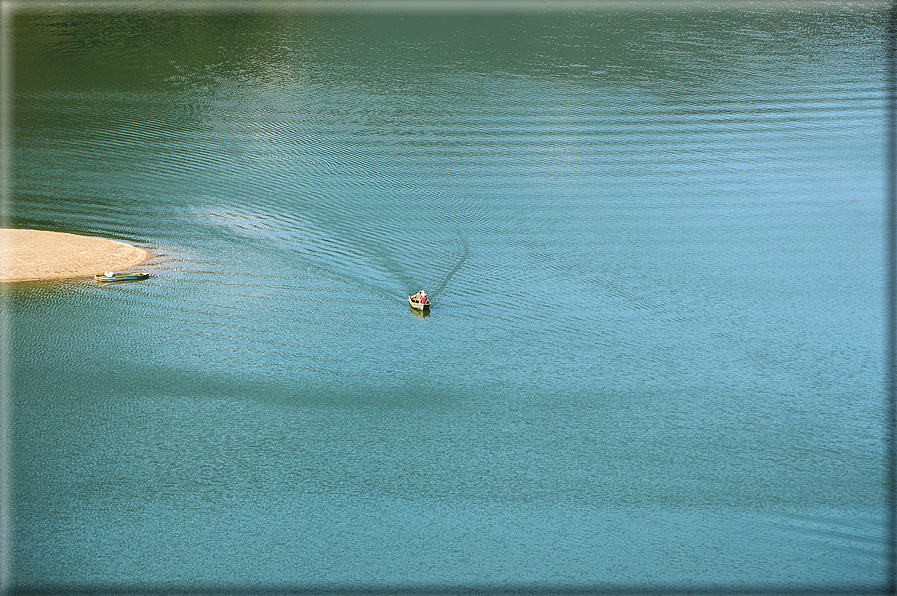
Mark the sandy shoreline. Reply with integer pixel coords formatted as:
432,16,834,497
0,229,149,282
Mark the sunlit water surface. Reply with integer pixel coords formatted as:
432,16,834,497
8,7,888,591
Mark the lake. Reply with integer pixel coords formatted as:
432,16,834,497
6,4,889,592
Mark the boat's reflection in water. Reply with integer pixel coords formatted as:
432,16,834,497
409,305,430,318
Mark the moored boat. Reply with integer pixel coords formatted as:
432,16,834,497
95,271,150,282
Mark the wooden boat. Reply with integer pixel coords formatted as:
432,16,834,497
95,272,150,282
408,295,431,310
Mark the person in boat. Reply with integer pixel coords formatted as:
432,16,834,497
419,290,427,304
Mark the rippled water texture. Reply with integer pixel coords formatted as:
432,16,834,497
9,7,888,591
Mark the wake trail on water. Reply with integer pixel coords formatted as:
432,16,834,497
430,234,468,298
195,204,471,302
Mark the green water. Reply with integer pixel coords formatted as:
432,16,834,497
7,6,888,591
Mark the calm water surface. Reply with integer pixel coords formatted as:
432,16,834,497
7,6,888,591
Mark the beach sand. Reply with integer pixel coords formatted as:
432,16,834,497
0,229,149,282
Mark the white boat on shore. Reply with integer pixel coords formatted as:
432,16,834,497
95,271,150,282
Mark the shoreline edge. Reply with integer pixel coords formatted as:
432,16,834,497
0,229,149,282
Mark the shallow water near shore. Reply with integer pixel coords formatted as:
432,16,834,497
8,6,888,590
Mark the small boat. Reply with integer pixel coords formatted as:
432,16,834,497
408,294,431,310
95,271,150,282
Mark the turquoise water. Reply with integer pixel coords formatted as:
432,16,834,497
7,7,888,591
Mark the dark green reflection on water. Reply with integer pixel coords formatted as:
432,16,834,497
14,10,883,89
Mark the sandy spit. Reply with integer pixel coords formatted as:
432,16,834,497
0,229,149,282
